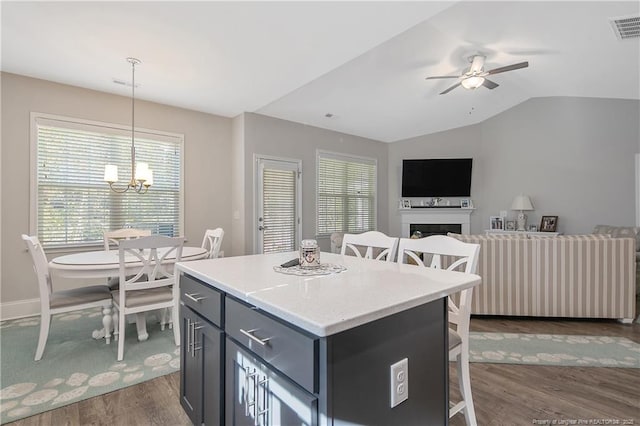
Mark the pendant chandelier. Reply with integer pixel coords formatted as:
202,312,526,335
103,57,153,193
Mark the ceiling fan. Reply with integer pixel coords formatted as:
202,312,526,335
426,55,529,95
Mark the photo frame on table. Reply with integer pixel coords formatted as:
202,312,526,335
528,224,538,232
489,216,504,230
540,216,558,232
505,220,516,231
460,199,472,209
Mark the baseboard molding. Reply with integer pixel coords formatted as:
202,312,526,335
1,298,40,321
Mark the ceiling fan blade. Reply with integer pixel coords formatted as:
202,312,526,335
425,75,460,80
482,79,499,89
486,61,529,75
440,82,461,95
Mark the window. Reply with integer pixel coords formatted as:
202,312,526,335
316,151,377,236
31,114,183,248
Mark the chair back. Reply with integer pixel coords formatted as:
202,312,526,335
103,228,151,251
397,235,480,336
118,235,184,294
201,228,224,259
341,231,399,262
21,234,52,311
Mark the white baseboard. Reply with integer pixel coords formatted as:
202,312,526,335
1,298,40,321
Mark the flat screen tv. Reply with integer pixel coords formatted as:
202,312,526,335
401,158,473,197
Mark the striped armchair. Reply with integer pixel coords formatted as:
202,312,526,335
448,233,636,322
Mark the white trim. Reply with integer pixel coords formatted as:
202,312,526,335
1,298,40,321
29,112,185,240
636,153,640,227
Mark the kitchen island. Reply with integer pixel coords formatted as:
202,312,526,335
175,251,480,426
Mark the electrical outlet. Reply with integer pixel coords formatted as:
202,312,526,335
390,358,408,408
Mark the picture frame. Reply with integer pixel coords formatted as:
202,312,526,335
460,199,472,209
402,199,411,209
505,220,516,231
528,224,538,232
540,215,558,232
489,216,504,230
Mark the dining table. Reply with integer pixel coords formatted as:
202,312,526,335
49,246,208,341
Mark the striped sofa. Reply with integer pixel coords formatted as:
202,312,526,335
449,233,637,322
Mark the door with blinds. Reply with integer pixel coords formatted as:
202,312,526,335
255,157,301,254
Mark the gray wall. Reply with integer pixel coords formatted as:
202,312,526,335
388,96,640,236
241,113,389,253
1,72,233,308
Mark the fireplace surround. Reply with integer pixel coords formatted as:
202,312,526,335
400,208,472,237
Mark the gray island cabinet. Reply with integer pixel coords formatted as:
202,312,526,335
176,252,480,426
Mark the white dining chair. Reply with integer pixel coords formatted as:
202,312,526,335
201,228,224,259
396,235,480,426
103,228,152,251
340,231,398,262
21,234,114,361
103,228,152,290
112,235,184,361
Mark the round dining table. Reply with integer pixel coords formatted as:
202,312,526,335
49,246,208,341
49,246,208,278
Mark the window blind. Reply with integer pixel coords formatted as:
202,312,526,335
317,151,376,236
35,116,182,248
262,168,297,253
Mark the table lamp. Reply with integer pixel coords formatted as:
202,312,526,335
511,194,534,231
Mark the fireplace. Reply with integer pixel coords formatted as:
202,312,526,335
399,208,472,237
409,223,462,237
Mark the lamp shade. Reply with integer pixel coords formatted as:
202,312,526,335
104,165,119,183
511,194,534,211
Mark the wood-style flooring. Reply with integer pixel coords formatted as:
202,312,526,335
7,317,640,426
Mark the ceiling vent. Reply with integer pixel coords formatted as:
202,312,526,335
610,15,640,40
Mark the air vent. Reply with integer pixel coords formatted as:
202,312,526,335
610,15,640,40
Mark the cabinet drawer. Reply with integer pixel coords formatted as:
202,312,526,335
225,297,318,393
180,274,223,327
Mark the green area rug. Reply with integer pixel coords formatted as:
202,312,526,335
2,310,639,424
469,332,640,368
0,308,179,424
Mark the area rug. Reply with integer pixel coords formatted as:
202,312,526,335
469,332,640,368
0,308,180,424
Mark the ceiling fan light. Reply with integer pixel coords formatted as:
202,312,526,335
461,76,485,90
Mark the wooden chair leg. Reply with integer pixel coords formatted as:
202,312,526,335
457,351,477,426
172,305,180,346
112,309,119,342
117,310,126,361
35,313,50,361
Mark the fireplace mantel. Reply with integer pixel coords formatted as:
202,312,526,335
399,208,473,236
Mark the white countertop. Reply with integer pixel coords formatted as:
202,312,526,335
176,251,481,337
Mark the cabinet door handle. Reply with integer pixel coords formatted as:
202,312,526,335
184,293,207,303
190,321,196,357
257,376,270,426
185,318,192,354
191,325,204,354
240,328,271,346
244,367,258,418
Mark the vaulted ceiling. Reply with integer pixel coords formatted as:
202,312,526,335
2,1,639,142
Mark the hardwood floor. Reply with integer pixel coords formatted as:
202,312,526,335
6,317,639,426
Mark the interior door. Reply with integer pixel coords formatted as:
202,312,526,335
255,156,302,254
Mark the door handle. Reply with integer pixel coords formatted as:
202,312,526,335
258,225,268,231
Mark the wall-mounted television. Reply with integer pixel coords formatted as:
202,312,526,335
401,158,473,197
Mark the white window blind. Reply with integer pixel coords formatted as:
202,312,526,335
262,168,297,253
33,115,183,248
317,151,376,236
